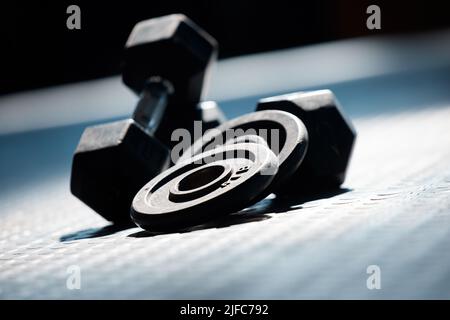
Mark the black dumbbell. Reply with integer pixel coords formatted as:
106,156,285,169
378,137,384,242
122,14,221,149
179,90,355,198
71,79,171,223
194,101,226,131
71,14,221,223
158,100,226,152
256,90,356,194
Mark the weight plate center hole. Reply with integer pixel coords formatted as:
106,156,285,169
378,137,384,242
169,163,233,202
178,165,225,191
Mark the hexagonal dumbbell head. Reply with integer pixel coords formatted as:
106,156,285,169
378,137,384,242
71,119,170,223
122,14,217,108
256,90,356,193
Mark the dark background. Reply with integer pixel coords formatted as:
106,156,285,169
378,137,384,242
1,0,449,95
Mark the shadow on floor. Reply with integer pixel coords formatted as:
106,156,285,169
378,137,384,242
60,221,136,242
127,211,272,238
127,187,350,238
60,188,350,241
247,187,351,215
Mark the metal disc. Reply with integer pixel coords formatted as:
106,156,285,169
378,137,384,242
178,110,308,192
131,143,278,232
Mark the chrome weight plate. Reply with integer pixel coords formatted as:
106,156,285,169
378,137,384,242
131,143,278,232
178,110,309,192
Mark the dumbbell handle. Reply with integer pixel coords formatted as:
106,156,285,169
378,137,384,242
132,77,174,135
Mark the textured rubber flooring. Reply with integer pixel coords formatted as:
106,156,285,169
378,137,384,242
1,102,450,299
